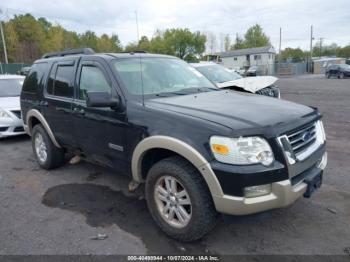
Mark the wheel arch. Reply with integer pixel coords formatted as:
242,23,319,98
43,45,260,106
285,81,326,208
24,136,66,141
131,135,224,197
25,109,62,148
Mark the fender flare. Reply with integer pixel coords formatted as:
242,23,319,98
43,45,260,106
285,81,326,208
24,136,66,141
25,109,62,148
131,135,224,197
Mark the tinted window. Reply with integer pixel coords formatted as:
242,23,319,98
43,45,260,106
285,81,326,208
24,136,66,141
22,63,47,93
0,78,24,97
47,64,74,98
79,66,111,100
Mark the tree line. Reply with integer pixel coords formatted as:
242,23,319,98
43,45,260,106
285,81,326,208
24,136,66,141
0,13,349,64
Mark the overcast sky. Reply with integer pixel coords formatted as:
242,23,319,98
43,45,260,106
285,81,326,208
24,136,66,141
1,0,349,52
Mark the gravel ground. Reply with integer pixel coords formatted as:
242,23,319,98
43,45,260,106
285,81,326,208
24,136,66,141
0,75,349,256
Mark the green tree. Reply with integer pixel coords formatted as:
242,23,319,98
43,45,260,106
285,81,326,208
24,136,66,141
280,47,306,62
11,14,46,62
244,24,270,48
163,28,206,60
232,33,245,49
79,30,98,50
2,21,19,62
337,45,350,58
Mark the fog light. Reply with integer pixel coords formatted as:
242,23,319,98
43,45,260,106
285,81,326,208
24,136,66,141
244,184,272,198
318,152,327,170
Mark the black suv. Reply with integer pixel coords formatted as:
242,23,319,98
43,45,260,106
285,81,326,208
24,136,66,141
21,48,327,241
325,64,350,78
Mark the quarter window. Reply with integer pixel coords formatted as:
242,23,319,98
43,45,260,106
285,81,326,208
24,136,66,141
78,66,111,100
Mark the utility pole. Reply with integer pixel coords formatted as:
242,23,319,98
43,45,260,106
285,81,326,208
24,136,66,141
309,25,314,73
278,27,282,63
0,9,8,64
134,10,140,47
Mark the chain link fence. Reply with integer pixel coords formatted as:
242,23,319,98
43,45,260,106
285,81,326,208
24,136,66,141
0,63,30,74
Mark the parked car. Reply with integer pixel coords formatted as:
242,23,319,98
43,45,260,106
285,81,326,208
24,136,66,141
0,75,26,138
246,65,263,76
21,48,327,241
17,66,31,76
325,64,350,79
191,62,280,98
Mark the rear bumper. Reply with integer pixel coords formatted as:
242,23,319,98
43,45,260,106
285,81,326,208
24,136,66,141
212,151,327,215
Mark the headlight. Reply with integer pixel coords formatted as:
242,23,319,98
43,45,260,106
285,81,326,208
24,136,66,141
210,136,274,166
0,108,11,118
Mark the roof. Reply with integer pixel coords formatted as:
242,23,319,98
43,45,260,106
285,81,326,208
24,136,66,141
35,52,176,63
312,57,345,62
0,74,25,80
216,46,275,58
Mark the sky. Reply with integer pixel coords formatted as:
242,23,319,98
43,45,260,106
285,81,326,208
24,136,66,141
0,0,349,52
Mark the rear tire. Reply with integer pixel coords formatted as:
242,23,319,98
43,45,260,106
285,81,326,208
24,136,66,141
340,72,345,79
326,72,330,79
145,156,218,242
32,124,65,169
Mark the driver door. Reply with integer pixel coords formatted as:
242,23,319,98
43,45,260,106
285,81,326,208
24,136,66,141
72,58,128,170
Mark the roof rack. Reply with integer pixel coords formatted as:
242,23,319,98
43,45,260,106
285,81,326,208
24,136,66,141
42,48,95,59
121,50,148,54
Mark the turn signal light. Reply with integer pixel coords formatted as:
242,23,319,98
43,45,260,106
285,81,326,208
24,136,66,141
211,144,229,155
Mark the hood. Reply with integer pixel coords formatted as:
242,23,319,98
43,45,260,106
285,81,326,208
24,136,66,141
0,96,20,110
147,90,316,134
216,76,278,93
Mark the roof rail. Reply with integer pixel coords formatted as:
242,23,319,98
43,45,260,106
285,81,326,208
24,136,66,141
42,48,95,59
122,50,148,54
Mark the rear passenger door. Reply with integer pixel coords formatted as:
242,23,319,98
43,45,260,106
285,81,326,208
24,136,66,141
43,60,77,147
72,58,128,170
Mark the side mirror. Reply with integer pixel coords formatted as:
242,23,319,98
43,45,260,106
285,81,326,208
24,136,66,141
86,92,119,109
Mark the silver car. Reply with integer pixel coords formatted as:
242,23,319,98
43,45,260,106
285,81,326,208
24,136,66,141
0,75,26,138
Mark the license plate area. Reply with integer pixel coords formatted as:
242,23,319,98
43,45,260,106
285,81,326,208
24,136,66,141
303,171,323,198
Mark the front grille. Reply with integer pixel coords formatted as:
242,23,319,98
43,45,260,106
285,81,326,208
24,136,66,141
287,122,317,155
11,110,22,119
14,126,24,132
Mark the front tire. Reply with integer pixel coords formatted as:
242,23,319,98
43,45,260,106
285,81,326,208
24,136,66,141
32,124,65,169
145,156,218,241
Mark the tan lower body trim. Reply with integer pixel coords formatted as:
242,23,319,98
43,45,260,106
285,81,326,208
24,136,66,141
213,180,307,215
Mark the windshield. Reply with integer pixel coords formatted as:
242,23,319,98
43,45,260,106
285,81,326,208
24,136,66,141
0,78,24,97
339,64,350,70
194,64,242,84
113,57,217,96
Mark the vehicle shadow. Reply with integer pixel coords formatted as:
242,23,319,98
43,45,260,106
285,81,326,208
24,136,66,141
0,134,30,144
42,183,213,254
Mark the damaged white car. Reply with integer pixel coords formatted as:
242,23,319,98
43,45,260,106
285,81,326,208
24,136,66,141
191,62,280,98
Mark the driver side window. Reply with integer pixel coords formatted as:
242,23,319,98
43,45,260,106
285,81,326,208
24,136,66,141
79,65,111,100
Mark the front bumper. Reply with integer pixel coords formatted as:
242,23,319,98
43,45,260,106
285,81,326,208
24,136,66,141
0,117,26,138
211,149,327,216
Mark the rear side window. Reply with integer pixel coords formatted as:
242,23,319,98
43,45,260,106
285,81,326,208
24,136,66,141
22,63,47,93
47,64,74,98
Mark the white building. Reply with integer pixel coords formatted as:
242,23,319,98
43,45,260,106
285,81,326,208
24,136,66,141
216,46,276,75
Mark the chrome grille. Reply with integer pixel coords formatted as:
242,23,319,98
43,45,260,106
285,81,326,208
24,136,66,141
11,110,22,119
287,122,316,155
